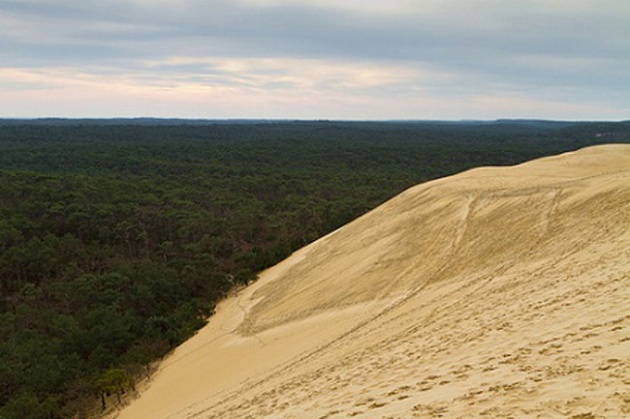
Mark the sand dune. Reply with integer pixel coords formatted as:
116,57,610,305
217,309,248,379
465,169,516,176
114,144,630,418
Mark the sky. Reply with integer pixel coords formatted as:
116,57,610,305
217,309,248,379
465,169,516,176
1,0,629,120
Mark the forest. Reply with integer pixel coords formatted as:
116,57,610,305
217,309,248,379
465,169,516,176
0,119,628,418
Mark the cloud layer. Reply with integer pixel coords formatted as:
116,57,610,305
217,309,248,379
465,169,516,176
1,0,628,119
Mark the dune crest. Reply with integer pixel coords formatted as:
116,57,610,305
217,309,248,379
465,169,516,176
116,144,630,418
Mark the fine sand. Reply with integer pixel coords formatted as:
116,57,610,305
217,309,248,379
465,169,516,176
113,144,630,418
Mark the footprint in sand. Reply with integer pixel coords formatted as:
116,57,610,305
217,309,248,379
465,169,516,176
318,410,341,419
354,397,375,407
367,401,388,409
412,403,449,417
386,385,412,398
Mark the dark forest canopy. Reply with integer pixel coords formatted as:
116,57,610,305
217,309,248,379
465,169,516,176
0,120,628,418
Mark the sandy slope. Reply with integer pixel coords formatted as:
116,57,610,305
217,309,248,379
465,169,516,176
114,144,630,419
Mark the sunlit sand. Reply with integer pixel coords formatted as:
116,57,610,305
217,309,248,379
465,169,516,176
114,144,630,418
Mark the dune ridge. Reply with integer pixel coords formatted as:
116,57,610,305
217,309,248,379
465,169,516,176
115,144,630,418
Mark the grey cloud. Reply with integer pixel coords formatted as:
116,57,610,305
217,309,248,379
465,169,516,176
3,1,629,65
1,0,629,116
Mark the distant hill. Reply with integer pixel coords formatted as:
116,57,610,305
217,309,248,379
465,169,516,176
0,117,626,128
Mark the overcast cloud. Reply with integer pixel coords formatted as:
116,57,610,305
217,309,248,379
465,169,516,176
1,0,628,119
